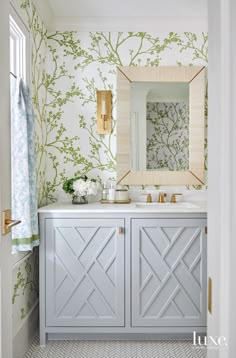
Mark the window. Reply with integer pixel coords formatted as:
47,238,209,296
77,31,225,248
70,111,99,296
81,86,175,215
10,5,30,82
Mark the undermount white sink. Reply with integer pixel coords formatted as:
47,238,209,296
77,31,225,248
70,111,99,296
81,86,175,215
135,202,199,209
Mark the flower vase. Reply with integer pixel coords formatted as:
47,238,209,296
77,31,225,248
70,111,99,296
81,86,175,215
72,195,88,205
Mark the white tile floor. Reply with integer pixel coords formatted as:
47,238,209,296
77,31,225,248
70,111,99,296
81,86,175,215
23,336,207,358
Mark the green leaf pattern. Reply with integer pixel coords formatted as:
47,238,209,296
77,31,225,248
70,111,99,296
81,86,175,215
18,0,208,203
13,0,208,324
12,250,39,325
146,102,189,171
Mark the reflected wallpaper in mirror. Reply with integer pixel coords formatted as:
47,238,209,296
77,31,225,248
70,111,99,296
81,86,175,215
130,82,189,171
146,101,189,170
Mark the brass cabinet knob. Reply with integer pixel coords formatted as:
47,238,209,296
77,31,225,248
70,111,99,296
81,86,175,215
117,227,123,234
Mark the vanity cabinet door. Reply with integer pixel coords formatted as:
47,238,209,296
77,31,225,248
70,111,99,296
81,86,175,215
45,218,124,327
131,218,207,327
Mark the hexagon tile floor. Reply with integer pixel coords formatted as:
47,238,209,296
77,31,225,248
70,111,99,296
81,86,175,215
22,336,206,358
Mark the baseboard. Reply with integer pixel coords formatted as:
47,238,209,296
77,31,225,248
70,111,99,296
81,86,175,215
13,303,39,358
48,332,200,341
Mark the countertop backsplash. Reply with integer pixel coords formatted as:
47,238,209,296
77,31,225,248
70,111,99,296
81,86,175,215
130,188,207,203
56,185,207,204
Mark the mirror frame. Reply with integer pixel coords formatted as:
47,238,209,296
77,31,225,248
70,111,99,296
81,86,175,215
117,66,206,185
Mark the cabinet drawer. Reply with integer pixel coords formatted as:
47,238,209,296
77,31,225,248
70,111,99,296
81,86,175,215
131,218,207,327
45,218,125,327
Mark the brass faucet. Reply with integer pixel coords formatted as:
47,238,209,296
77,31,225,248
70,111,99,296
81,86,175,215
170,193,183,203
146,194,153,203
158,193,167,203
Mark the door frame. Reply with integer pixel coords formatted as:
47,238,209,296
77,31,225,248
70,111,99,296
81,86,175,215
0,0,13,357
208,0,236,357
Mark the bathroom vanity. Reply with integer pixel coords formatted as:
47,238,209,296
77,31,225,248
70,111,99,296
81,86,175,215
38,202,207,344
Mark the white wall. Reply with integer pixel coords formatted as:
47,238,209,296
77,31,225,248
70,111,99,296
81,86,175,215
208,0,236,357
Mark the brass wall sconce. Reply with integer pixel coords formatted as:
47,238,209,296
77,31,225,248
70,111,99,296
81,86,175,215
97,90,112,134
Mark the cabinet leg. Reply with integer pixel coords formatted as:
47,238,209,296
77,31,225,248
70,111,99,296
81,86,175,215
40,330,47,346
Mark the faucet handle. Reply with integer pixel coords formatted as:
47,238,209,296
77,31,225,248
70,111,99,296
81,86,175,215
158,192,167,203
141,193,153,203
146,193,153,203
171,193,183,203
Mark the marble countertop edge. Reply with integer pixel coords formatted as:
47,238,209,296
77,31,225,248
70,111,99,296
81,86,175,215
38,201,207,214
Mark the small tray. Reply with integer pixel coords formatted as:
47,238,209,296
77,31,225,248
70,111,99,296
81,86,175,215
100,199,131,204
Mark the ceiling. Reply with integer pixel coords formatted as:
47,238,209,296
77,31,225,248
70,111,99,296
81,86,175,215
47,0,207,18
33,0,208,32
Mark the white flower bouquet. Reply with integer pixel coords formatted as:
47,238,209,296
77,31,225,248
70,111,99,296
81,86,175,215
72,178,98,197
63,175,99,204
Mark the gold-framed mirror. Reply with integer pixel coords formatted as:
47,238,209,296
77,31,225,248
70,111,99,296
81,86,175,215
117,66,206,185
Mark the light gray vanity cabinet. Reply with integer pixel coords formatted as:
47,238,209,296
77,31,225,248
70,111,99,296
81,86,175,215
45,218,125,327
131,218,207,327
39,207,207,344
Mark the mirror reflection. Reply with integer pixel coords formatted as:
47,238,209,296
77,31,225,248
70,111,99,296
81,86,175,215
130,82,189,171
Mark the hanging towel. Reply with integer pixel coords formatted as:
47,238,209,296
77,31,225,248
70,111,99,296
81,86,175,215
11,78,39,252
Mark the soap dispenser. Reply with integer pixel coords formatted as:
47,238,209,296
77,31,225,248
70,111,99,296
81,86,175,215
108,181,116,203
101,182,108,201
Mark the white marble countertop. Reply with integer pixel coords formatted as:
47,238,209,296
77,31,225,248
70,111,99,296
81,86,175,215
38,201,207,214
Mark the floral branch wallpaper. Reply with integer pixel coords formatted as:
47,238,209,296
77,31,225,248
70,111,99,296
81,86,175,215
18,0,208,206
12,252,39,336
13,0,208,329
44,31,207,203
41,31,207,202
146,102,189,171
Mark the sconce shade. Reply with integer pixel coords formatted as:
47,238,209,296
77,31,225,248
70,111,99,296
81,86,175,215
97,90,112,134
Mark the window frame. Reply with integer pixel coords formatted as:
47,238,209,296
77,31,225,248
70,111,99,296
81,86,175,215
9,3,30,83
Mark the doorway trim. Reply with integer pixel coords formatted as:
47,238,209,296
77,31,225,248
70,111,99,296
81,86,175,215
208,0,236,357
